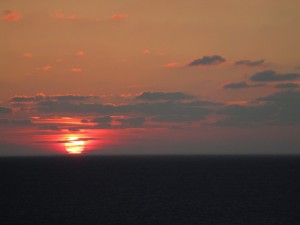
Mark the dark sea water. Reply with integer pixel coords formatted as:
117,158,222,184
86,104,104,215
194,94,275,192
0,155,300,225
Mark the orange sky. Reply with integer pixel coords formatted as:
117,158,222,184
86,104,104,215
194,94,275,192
1,0,300,155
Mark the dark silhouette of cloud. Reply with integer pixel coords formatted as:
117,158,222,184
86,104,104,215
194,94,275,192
136,92,195,101
235,59,264,67
38,125,61,131
0,119,32,125
10,94,99,103
117,117,146,127
217,104,276,126
0,106,12,114
250,70,300,82
218,91,300,126
274,83,299,89
35,99,219,124
10,96,35,102
188,55,225,67
223,82,265,89
91,116,113,123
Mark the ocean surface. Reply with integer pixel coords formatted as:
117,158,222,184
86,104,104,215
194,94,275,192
0,155,299,225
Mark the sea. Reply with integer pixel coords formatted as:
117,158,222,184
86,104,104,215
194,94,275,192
0,155,299,225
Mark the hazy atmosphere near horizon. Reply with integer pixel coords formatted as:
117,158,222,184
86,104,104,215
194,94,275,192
1,0,300,156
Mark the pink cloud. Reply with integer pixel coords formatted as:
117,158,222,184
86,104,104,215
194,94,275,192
22,52,33,59
143,49,150,55
3,11,23,21
163,62,180,68
111,14,128,20
120,93,132,98
50,12,78,20
71,68,82,73
42,65,52,71
76,51,84,57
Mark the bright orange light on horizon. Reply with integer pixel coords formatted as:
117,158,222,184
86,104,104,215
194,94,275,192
64,136,85,154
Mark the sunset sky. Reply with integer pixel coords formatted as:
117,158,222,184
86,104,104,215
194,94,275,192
1,0,300,155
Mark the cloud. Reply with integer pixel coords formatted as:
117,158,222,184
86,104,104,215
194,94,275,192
50,12,78,20
274,83,299,89
38,125,60,131
35,99,218,125
91,116,112,124
218,91,300,126
250,70,300,82
52,94,98,101
217,104,276,126
116,117,146,127
76,51,84,57
42,65,52,71
188,55,225,67
111,14,128,20
223,82,265,89
0,119,32,125
143,49,150,54
3,11,23,21
22,52,33,59
235,59,265,67
0,106,12,114
71,68,82,73
163,62,180,68
10,94,98,103
136,92,195,101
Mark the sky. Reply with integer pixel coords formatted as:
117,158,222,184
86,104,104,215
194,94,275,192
0,0,300,155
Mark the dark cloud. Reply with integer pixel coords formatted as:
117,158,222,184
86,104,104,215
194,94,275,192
136,92,195,101
10,94,98,103
250,70,300,82
235,59,264,67
217,104,276,126
10,96,35,102
36,99,218,124
223,82,249,89
117,117,146,127
0,106,12,114
0,119,32,125
52,95,98,101
218,91,300,126
274,83,299,89
38,125,61,131
188,55,225,67
223,82,265,89
91,116,113,123
37,101,114,113
68,127,80,132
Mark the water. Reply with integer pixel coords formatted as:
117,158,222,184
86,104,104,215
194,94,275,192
0,155,299,225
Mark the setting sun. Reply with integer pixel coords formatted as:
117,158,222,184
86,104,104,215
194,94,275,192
64,137,85,154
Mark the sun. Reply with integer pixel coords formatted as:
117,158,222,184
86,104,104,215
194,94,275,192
64,136,85,154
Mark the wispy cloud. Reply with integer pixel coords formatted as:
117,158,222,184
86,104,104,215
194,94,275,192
76,51,84,57
50,12,78,20
2,10,23,21
71,68,82,73
136,92,195,101
163,62,180,68
223,82,265,89
10,94,99,103
111,14,128,20
22,52,33,59
235,59,265,67
0,107,12,114
274,83,299,89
